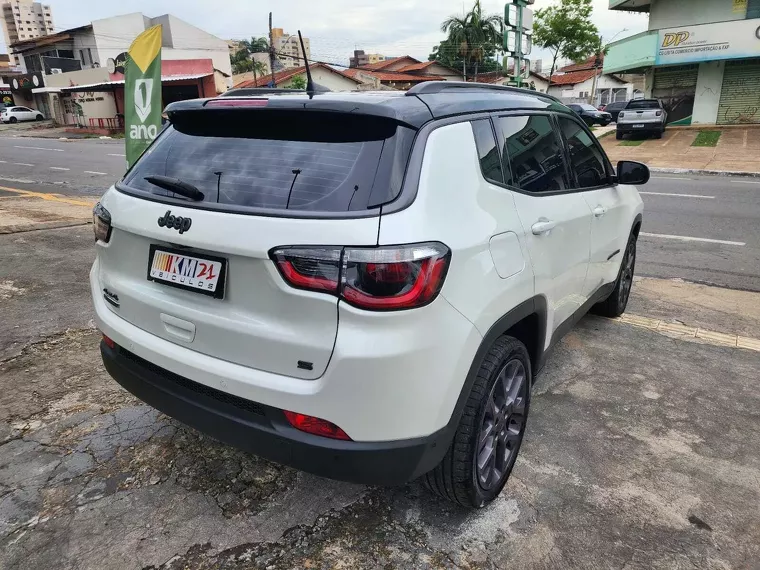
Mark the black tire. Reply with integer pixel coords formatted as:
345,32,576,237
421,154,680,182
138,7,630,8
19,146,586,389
9,116,17,124
616,131,623,140
36,114,44,121
653,130,663,139
592,232,637,318
424,336,531,508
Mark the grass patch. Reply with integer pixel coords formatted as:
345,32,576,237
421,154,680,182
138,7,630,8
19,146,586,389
597,130,615,139
691,130,721,147
618,139,645,146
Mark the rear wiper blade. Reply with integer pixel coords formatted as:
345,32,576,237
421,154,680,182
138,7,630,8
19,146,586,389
144,175,204,201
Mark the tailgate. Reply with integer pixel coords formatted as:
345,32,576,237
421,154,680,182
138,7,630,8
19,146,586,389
96,189,379,380
92,104,416,380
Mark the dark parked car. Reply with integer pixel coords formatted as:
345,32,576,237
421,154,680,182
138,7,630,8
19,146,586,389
567,104,612,127
600,101,629,122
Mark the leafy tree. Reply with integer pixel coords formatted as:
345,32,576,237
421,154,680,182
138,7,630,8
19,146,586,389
532,0,599,86
231,37,272,83
289,74,307,90
241,37,269,55
438,0,504,80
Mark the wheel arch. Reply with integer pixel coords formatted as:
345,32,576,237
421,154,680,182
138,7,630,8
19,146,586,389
442,296,548,437
632,213,643,238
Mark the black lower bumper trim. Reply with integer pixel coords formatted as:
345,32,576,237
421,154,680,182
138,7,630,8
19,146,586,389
100,342,452,486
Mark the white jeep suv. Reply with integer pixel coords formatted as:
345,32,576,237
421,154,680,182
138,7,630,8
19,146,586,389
91,83,646,508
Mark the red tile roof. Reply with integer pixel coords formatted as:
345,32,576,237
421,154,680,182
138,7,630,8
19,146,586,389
559,54,604,73
234,63,362,88
549,69,600,86
371,72,443,82
361,56,419,71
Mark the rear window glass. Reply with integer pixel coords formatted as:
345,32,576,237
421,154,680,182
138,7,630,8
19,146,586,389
626,100,660,110
121,111,414,214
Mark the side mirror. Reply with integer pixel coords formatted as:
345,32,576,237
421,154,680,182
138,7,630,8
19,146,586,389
616,160,650,185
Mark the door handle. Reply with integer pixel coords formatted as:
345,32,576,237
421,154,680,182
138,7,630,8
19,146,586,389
593,206,607,217
531,219,556,235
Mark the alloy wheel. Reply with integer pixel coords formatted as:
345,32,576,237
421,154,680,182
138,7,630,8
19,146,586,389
618,240,636,308
476,359,528,491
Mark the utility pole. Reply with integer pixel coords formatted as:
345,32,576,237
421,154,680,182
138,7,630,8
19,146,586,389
504,0,534,88
268,12,277,88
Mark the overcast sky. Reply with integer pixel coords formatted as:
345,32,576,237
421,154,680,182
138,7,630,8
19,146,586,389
2,0,649,70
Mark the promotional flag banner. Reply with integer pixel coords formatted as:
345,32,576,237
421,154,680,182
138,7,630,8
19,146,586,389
125,25,162,166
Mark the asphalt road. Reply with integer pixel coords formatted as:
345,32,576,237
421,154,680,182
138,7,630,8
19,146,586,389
2,135,759,291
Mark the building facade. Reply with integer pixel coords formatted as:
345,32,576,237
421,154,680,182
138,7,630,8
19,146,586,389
1,0,54,65
9,12,231,125
549,57,635,105
272,28,310,68
349,50,387,68
604,0,760,125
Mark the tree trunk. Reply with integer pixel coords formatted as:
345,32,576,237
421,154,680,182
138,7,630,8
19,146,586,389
589,66,598,105
463,59,467,82
474,60,479,82
253,65,258,87
548,51,559,91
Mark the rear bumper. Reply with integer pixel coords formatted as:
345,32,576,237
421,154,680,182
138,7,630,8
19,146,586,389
101,340,450,485
617,123,663,133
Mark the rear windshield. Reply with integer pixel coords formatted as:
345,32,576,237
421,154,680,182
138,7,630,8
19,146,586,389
626,100,660,110
120,111,415,214
578,104,598,111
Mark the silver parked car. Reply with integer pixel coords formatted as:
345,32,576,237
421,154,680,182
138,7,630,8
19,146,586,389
616,99,667,140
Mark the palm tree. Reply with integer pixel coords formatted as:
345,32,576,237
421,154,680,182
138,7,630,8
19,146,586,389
241,37,269,54
251,59,267,86
440,0,503,81
440,15,470,80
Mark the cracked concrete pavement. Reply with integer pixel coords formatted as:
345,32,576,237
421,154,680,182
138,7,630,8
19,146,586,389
1,226,759,570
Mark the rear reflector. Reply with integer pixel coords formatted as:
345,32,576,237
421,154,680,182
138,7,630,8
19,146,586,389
205,99,268,108
270,242,451,311
283,410,351,440
102,334,116,349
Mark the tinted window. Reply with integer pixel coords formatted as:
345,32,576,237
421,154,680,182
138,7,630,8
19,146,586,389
122,112,414,213
626,100,660,110
496,115,569,193
558,117,609,189
578,104,598,111
471,119,504,185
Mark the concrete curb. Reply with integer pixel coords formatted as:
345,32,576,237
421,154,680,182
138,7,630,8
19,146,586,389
649,167,760,178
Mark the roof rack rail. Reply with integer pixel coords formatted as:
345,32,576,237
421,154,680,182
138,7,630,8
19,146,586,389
220,88,304,97
406,81,562,104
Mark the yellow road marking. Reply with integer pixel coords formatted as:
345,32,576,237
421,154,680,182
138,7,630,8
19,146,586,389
0,185,93,207
612,313,759,352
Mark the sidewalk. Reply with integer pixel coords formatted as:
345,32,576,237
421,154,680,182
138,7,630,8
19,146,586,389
0,187,97,234
598,126,760,173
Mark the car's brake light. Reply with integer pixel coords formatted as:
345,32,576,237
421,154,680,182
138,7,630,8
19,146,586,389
93,202,112,243
283,410,351,440
270,242,451,311
270,247,341,293
102,334,116,349
205,99,268,108
618,112,625,119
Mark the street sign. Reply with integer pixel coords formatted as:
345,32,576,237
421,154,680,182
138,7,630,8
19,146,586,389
503,0,534,87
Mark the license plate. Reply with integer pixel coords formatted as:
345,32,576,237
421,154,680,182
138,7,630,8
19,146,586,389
633,124,645,128
147,245,227,299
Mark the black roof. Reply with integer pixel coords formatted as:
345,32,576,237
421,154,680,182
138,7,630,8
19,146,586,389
166,82,570,130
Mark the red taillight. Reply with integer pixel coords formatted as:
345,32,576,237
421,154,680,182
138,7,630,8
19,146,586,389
205,99,268,108
283,410,351,440
270,247,341,293
270,242,451,311
93,202,112,243
102,334,116,349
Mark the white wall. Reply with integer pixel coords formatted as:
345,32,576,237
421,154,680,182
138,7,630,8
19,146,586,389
549,75,632,102
91,13,232,78
649,0,746,29
279,68,359,91
91,13,147,64
692,60,725,124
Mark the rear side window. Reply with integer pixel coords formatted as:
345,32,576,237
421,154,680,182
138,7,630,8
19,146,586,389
471,119,504,185
121,111,415,214
626,100,660,110
495,115,569,194
557,117,609,189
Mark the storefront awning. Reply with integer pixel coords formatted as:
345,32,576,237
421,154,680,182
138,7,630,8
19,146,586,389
31,87,62,94
57,73,213,93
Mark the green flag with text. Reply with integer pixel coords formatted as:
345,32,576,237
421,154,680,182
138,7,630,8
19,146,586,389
125,25,162,167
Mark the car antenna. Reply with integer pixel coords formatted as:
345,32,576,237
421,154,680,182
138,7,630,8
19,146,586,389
298,30,329,98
